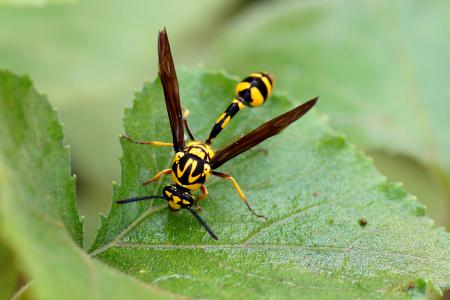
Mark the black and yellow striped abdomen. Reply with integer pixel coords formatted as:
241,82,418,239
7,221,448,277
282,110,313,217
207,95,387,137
236,72,273,107
206,72,274,144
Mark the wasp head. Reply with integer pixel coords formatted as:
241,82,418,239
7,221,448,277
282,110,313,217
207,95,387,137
162,184,195,211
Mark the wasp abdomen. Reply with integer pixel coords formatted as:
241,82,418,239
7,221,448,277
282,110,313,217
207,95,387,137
206,99,244,144
236,72,273,107
206,72,274,144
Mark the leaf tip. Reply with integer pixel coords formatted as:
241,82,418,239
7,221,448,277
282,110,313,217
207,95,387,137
378,182,407,201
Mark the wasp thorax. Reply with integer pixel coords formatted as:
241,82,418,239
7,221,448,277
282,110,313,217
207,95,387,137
163,185,194,211
173,151,185,162
171,148,212,190
185,141,214,161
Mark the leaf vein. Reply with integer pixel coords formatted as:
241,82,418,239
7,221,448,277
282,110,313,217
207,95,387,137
241,200,330,243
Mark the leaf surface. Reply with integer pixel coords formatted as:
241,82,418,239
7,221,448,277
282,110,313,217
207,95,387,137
0,1,239,245
91,69,450,299
208,0,450,182
0,70,181,300
0,0,72,6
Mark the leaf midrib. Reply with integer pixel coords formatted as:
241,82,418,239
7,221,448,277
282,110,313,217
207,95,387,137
108,242,436,264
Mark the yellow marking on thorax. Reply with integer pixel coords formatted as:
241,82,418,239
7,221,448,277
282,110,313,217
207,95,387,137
186,183,203,190
171,172,178,186
187,160,201,183
173,152,184,164
188,147,206,160
177,158,193,178
173,180,202,191
186,141,215,160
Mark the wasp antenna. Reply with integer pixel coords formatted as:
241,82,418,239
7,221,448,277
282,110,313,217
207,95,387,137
116,195,165,204
186,207,219,240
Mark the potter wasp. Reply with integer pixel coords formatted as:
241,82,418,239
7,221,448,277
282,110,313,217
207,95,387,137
116,29,318,240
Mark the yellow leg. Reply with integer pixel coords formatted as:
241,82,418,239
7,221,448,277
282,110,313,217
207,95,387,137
212,171,267,220
142,169,171,186
121,134,173,147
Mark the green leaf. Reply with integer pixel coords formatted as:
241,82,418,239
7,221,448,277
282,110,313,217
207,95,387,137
0,0,73,6
0,70,181,300
91,68,450,299
208,0,450,183
0,71,82,245
0,0,241,245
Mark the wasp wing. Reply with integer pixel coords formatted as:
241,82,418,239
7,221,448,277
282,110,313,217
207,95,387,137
210,97,318,169
158,28,185,152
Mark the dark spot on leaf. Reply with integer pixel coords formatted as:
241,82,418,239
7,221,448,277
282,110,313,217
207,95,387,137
358,218,367,226
406,278,427,295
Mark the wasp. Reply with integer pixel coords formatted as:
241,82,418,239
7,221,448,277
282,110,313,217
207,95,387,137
116,29,318,240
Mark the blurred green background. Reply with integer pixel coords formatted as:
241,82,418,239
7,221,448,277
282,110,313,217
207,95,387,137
0,0,448,265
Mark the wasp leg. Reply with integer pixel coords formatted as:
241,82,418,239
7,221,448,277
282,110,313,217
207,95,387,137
197,185,209,201
142,169,172,186
121,134,173,147
182,107,196,141
212,171,267,220
195,185,209,211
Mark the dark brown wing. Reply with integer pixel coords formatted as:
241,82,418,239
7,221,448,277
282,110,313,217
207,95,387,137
210,97,318,169
158,28,185,152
